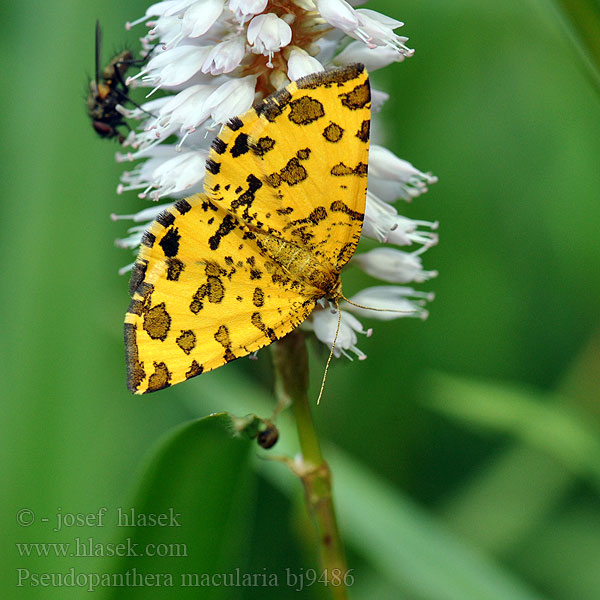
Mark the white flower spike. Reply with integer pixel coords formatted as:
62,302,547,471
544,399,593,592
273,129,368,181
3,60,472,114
114,0,437,360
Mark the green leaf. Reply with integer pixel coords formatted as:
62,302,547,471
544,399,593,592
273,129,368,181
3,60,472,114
326,447,544,600
424,372,600,491
105,413,256,600
518,502,600,598
436,443,574,556
185,373,544,600
551,0,600,95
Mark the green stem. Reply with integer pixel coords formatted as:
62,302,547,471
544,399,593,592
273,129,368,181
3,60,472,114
271,331,349,600
552,0,600,94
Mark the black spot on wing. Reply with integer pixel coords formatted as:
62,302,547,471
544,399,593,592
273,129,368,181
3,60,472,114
143,302,171,340
266,158,307,187
254,88,292,122
166,257,185,281
356,119,370,143
230,174,263,219
296,63,365,90
309,206,327,224
323,123,344,142
214,324,238,363
141,231,155,248
330,162,368,177
330,163,353,176
337,242,357,267
251,312,277,342
176,330,196,355
208,214,237,250
226,116,244,131
206,159,221,174
224,349,238,363
252,287,265,307
185,360,203,379
156,210,175,228
288,96,325,125
147,361,171,392
286,206,328,228
265,173,281,188
211,137,227,154
124,323,145,393
251,136,275,156
174,199,192,214
159,227,181,257
129,259,148,295
280,158,307,185
230,132,250,157
330,200,363,222
340,82,371,110
201,198,219,212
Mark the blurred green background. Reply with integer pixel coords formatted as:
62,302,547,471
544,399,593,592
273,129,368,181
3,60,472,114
3,0,599,598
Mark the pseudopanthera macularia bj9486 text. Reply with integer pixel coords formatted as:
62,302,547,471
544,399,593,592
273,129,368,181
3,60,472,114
124,63,371,394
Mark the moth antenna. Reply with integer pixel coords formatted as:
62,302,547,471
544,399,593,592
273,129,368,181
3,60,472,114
341,293,414,315
316,300,342,405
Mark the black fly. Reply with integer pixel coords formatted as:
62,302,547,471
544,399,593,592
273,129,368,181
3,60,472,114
87,21,147,142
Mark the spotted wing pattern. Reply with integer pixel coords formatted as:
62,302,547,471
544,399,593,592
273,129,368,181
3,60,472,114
124,64,371,394
204,63,370,272
124,196,317,393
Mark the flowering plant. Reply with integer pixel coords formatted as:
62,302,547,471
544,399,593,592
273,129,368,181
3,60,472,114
113,0,437,362
105,2,439,591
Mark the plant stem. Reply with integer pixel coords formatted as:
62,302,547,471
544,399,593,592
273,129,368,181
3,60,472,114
271,330,349,600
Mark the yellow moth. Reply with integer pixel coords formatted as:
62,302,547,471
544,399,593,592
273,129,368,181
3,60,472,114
124,63,370,394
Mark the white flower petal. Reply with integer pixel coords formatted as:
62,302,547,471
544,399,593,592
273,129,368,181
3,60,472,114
229,0,268,23
334,40,404,71
203,75,258,125
136,45,213,89
287,48,324,80
370,88,389,111
247,13,292,66
352,8,413,55
362,191,397,242
343,286,432,320
355,8,403,29
148,150,208,198
161,0,198,17
315,0,360,32
202,37,246,75
183,0,225,37
353,247,438,283
369,145,437,201
308,308,369,360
